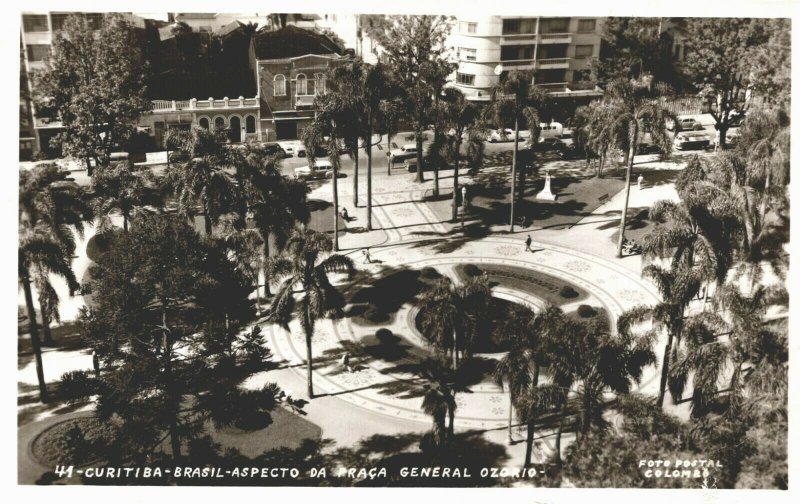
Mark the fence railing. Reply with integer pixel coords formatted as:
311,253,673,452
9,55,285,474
151,96,260,113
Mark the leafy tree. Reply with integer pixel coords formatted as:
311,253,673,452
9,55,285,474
596,17,679,86
680,18,772,149
485,70,549,231
72,214,274,462
267,229,355,398
747,18,791,110
371,16,456,186
33,14,150,175
598,78,674,257
618,264,701,407
91,161,162,232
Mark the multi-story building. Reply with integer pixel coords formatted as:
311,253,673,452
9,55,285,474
448,16,605,103
249,25,346,141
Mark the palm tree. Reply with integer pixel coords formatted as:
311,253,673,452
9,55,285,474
91,161,162,233
493,311,534,444
554,317,656,437
642,180,739,287
418,275,492,369
486,70,548,232
238,143,309,294
600,78,674,257
419,357,456,453
618,263,702,407
19,165,92,347
267,229,355,398
572,100,617,177
219,220,265,315
304,91,357,251
440,88,481,222
164,128,238,236
19,224,80,402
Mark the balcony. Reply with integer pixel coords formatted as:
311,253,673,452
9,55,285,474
537,58,570,69
151,96,260,113
538,33,572,44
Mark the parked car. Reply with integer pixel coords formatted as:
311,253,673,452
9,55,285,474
389,143,419,164
294,159,334,179
673,132,711,151
667,117,701,132
263,142,289,158
636,142,663,155
709,128,740,148
538,122,564,140
534,137,563,152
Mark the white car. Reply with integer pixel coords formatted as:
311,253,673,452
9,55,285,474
388,143,418,163
277,140,303,157
294,159,334,179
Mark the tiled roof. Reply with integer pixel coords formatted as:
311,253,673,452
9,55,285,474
253,25,343,60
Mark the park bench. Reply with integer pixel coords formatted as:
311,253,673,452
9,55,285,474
598,193,610,203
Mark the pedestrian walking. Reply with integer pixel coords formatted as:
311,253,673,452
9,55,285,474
525,234,532,252
341,352,353,373
92,350,100,377
362,249,373,264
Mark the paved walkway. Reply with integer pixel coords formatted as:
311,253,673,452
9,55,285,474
19,150,688,470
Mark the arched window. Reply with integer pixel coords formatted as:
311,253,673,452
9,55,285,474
296,73,307,95
245,115,256,134
198,117,209,129
214,116,226,130
273,74,286,96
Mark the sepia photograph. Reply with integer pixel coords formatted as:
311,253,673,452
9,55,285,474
9,0,794,495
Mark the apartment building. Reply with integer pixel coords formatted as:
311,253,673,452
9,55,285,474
448,16,604,102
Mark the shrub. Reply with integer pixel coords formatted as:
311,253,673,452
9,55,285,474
577,304,597,318
59,370,96,403
363,304,389,323
420,267,440,279
559,286,579,299
463,264,483,277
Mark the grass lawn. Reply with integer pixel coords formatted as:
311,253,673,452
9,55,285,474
208,406,321,459
427,170,625,230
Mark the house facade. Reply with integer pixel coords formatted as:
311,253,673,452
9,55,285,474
250,26,346,141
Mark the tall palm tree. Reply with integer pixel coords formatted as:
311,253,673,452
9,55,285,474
304,91,358,251
440,88,481,222
486,70,548,231
642,181,738,287
418,274,492,369
91,161,162,233
618,263,702,407
493,346,531,444
238,143,309,294
600,78,674,257
267,229,355,398
19,224,80,402
219,220,265,315
164,128,238,236
553,316,656,437
419,357,456,453
19,165,92,347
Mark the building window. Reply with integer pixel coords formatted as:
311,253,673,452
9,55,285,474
26,44,50,62
577,19,596,33
198,117,210,129
246,115,256,134
456,73,475,86
459,21,477,34
502,18,536,35
214,117,225,130
458,47,476,61
501,45,535,61
575,45,594,58
573,69,591,82
50,14,69,31
296,74,307,95
540,18,569,34
273,74,286,96
307,77,316,96
22,14,49,32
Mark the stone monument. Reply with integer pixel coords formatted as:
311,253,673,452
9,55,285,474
536,169,558,201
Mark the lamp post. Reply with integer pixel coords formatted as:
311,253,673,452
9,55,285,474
461,185,467,230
